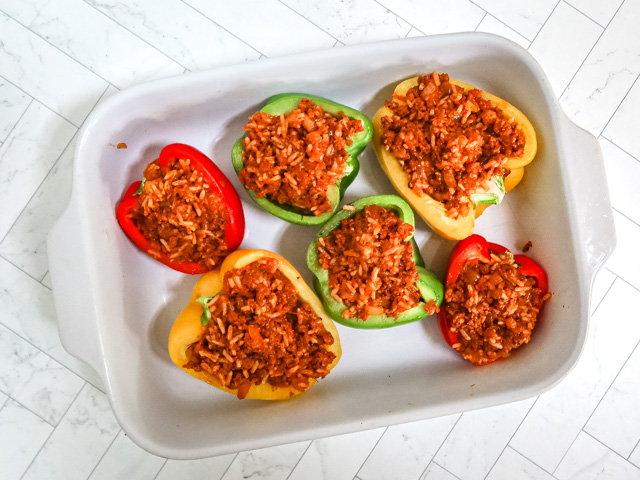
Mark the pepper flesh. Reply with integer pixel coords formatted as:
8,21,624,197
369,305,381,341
232,93,373,225
372,77,537,240
168,249,341,400
116,143,245,274
437,234,549,363
307,195,444,329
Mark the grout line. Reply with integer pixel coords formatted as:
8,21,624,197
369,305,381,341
485,397,542,478
177,0,264,58
81,0,191,72
150,458,169,480
612,205,640,229
630,437,640,462
0,7,113,111
85,428,122,479
599,134,640,164
0,317,105,394
582,430,640,470
474,11,531,46
371,0,430,37
526,0,562,46
275,0,342,45
581,340,640,437
0,81,111,257
562,0,604,29
419,414,463,478
0,254,53,289
0,388,59,428
354,426,389,478
18,382,88,480
0,92,32,145
591,276,618,315
598,71,640,138
285,441,314,479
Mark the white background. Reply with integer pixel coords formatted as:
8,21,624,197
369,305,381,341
0,1,639,479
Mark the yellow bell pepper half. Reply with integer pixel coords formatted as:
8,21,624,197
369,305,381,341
372,77,537,240
168,249,342,400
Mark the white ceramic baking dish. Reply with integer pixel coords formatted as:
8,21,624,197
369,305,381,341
47,33,615,459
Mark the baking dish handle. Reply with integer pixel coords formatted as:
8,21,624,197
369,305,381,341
562,117,616,278
47,195,105,380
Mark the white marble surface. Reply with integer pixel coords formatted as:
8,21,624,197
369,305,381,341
0,1,639,479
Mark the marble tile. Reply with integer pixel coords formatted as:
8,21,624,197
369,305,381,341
559,0,640,136
288,428,386,480
0,12,107,126
0,135,74,280
599,137,640,225
281,0,410,44
509,279,640,471
0,77,30,143
605,211,640,288
603,76,640,160
0,323,84,426
358,414,459,480
0,101,76,241
555,432,640,479
0,399,53,480
475,14,531,49
88,430,165,480
565,0,624,27
183,0,335,58
0,257,104,389
590,267,616,315
221,441,310,480
486,447,554,480
528,2,602,98
376,0,485,35
85,0,261,72
584,343,640,458
419,463,459,480
154,455,236,480
25,0,185,89
0,391,7,408
471,0,557,40
21,383,120,480
433,398,535,480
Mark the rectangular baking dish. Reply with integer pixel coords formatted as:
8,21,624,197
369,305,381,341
47,33,615,459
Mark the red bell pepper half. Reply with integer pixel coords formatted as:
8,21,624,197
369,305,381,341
438,234,549,351
116,143,245,274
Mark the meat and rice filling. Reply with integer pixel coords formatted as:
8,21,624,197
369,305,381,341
185,258,336,399
129,157,229,269
444,252,552,366
317,205,437,320
239,98,364,215
381,72,526,218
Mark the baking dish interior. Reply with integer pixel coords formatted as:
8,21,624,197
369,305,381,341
71,34,586,458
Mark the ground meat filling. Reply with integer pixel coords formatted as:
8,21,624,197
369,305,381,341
444,252,551,366
185,258,336,399
317,205,436,321
129,157,229,269
381,72,526,218
239,98,364,216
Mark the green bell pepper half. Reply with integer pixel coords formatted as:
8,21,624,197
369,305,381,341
231,93,373,225
306,194,444,329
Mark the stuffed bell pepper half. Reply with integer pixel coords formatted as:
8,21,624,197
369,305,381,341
232,93,373,225
307,195,444,329
116,143,245,274
372,73,537,240
438,234,551,366
168,249,341,400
